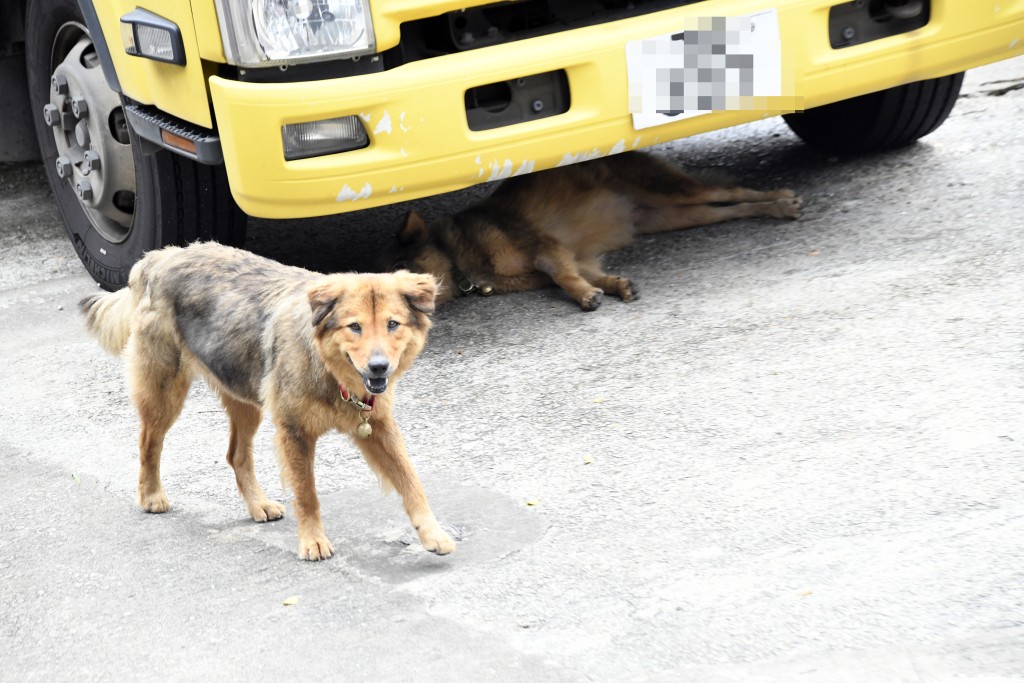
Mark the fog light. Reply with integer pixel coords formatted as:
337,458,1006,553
120,9,186,65
282,116,369,161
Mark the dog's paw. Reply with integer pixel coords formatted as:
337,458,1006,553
418,525,457,555
139,490,170,513
248,499,285,523
619,278,639,303
775,188,797,199
773,196,803,220
298,534,335,561
579,289,603,312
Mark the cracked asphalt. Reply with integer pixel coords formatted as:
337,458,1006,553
1,57,1023,681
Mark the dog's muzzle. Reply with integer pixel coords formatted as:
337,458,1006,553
363,353,391,394
364,376,388,394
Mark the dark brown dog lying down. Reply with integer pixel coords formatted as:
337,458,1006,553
389,151,802,310
80,242,454,561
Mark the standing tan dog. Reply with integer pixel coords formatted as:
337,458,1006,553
79,242,455,561
390,151,802,310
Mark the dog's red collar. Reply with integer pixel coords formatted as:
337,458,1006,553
339,384,375,439
451,266,494,297
338,384,375,411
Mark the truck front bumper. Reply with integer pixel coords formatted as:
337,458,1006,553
208,0,1024,219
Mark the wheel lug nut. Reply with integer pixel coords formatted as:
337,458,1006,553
71,97,89,119
43,104,60,127
52,74,69,95
55,156,72,179
84,150,101,173
76,179,94,201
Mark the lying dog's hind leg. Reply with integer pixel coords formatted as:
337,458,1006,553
631,177,798,208
666,186,797,206
353,415,456,555
220,393,284,523
535,241,604,311
608,153,796,206
579,259,638,303
126,336,191,514
636,197,803,235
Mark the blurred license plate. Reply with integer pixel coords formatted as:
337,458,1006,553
626,9,782,130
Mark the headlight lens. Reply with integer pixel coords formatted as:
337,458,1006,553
215,0,375,67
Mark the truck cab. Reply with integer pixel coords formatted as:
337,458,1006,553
2,0,1021,289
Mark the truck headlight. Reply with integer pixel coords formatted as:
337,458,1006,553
215,0,375,67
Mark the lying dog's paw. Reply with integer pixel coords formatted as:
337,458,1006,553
298,534,335,561
619,278,639,303
773,196,803,220
139,490,170,513
248,499,286,523
580,289,603,312
418,525,457,555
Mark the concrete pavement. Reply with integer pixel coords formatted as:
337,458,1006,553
1,58,1023,681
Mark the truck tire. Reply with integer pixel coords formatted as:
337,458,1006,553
26,0,246,291
782,72,965,155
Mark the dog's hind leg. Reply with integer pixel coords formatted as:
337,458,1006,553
220,393,285,523
612,154,798,207
126,336,191,514
578,258,638,303
636,198,803,235
354,416,456,555
535,240,604,311
642,185,798,207
692,187,796,205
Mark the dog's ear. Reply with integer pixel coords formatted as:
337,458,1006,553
398,211,430,247
398,271,438,316
307,281,340,329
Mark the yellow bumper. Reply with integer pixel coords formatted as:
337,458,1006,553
208,0,1024,219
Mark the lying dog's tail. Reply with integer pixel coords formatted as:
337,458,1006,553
689,167,737,188
79,288,134,355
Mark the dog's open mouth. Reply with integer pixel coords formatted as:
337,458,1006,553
364,376,389,395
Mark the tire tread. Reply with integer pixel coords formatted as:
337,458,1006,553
783,73,964,155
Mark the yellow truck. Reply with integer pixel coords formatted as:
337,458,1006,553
1,0,1021,289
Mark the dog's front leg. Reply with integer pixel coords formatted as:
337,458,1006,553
535,240,604,311
276,424,334,561
354,415,456,555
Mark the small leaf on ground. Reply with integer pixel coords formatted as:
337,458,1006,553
282,595,300,606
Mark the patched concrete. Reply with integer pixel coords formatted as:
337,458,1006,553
2,57,1023,681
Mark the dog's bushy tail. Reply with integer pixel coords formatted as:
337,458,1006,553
79,288,134,356
689,167,737,188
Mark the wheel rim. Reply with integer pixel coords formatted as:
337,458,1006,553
44,22,136,244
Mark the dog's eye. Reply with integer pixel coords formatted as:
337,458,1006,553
348,322,362,333
387,320,400,331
